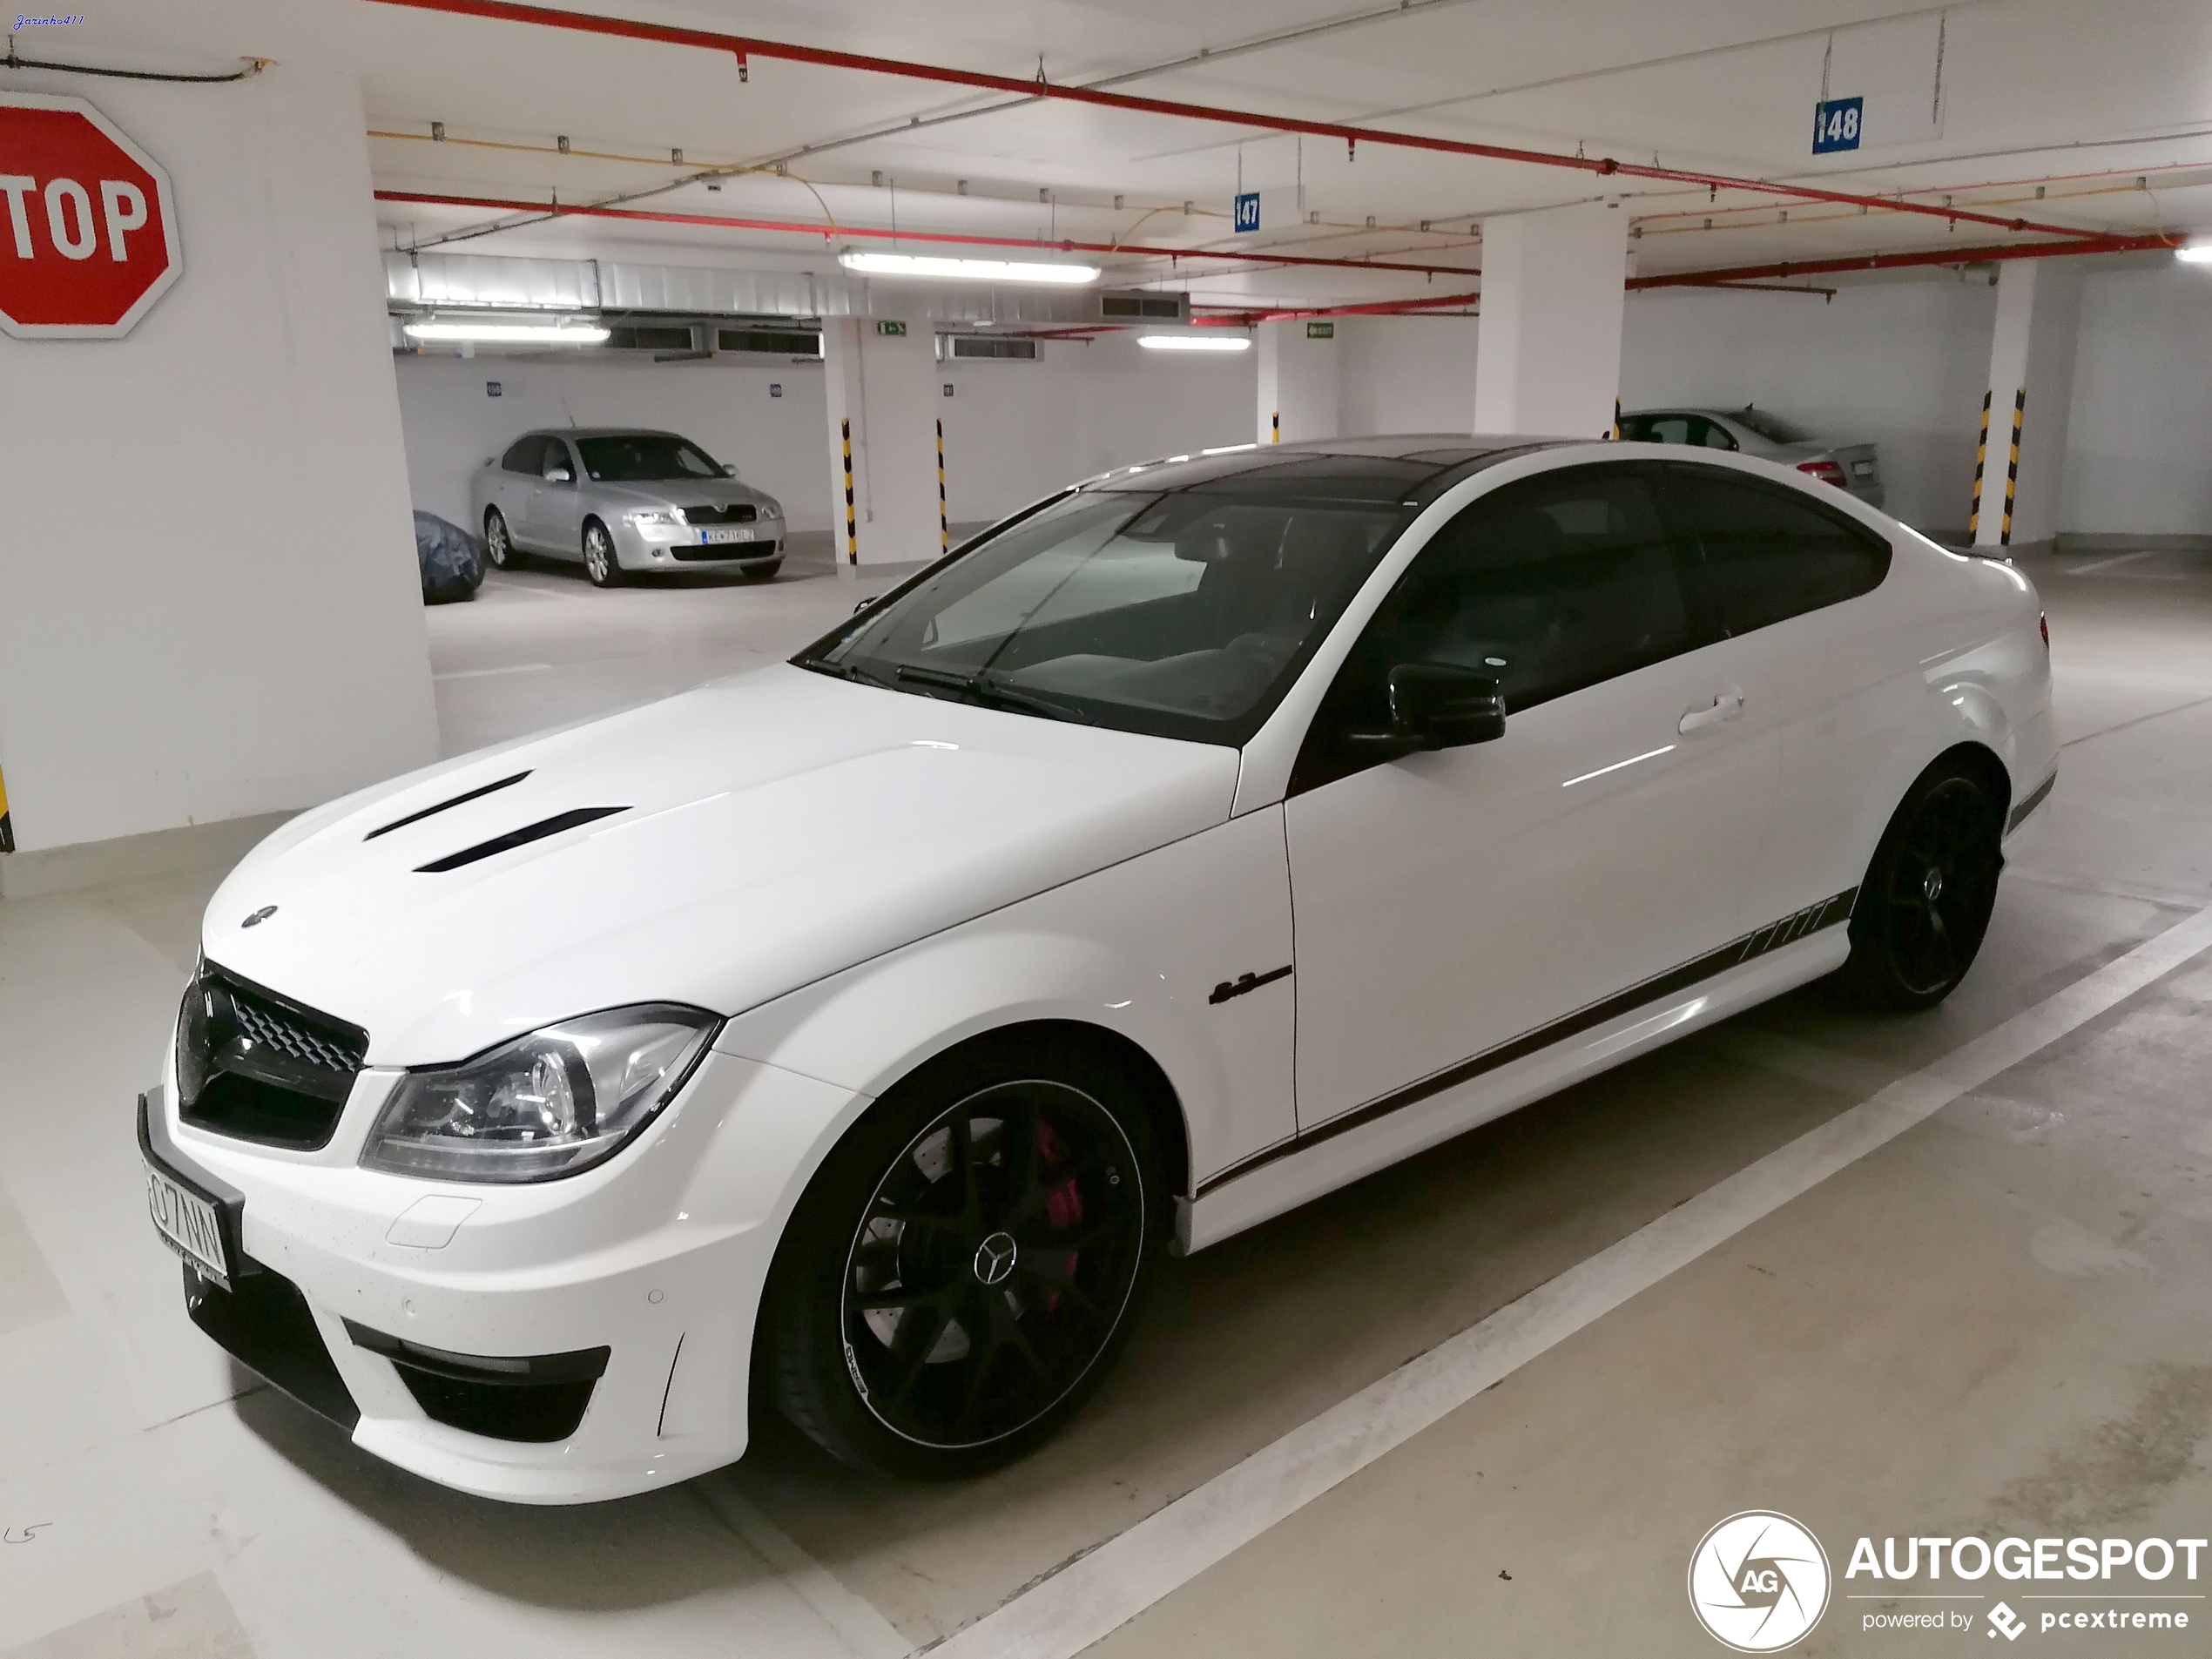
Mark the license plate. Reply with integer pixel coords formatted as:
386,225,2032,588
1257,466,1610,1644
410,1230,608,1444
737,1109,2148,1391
698,526,755,545
145,1159,233,1288
1852,461,1876,476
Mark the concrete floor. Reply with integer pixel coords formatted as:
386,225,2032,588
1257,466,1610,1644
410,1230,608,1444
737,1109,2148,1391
1,540,2208,1656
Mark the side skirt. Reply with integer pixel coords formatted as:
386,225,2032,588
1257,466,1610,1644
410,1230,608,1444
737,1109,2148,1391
1179,896,1855,1254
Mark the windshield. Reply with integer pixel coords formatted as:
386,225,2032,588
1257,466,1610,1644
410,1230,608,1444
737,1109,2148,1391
1730,407,1816,445
576,435,724,482
793,487,1414,744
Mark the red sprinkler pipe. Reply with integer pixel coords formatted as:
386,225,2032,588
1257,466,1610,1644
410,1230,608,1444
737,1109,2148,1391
1627,233,2184,289
360,0,2125,246
374,189,1484,277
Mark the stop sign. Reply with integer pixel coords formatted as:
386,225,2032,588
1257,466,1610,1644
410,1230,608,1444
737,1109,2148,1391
0,91,179,339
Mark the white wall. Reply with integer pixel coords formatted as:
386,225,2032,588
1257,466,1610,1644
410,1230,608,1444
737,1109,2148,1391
0,64,437,854
395,352,831,532
936,330,1254,521
2062,263,2212,536
1337,314,1480,437
395,328,1256,545
1622,278,1998,532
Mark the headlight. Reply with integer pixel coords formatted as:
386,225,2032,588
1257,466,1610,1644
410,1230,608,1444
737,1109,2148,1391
624,509,684,527
361,1005,718,1183
759,502,781,519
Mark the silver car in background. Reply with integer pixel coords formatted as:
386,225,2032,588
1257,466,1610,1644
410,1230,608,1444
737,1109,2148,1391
1619,406,1885,509
471,428,787,588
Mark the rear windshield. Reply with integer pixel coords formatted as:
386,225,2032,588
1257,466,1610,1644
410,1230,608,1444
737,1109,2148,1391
576,435,723,482
1730,407,1816,445
793,487,1416,745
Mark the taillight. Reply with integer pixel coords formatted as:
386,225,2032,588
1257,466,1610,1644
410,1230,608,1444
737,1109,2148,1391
1796,459,1848,489
2040,611,2049,649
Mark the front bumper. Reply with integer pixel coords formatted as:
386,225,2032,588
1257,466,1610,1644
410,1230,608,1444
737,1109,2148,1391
614,516,784,570
144,1043,853,1504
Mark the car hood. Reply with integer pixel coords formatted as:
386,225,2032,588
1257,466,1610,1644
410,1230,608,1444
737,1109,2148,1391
205,666,1239,1064
589,479,779,512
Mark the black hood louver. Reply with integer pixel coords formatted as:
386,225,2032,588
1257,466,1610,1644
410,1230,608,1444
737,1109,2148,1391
415,806,629,873
366,771,532,840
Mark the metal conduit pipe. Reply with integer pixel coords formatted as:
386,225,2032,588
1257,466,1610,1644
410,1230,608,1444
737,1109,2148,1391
372,190,1485,277
359,0,2124,246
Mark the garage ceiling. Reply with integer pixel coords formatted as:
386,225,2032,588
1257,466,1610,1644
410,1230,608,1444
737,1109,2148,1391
51,0,2212,309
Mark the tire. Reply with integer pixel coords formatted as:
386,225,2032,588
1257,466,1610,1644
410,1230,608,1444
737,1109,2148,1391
1836,754,2006,1011
482,508,513,570
582,520,623,588
759,1035,1164,1478
742,558,783,581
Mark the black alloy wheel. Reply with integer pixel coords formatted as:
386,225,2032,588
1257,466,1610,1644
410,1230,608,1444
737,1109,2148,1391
761,1043,1159,1477
482,508,513,569
1839,757,2005,1010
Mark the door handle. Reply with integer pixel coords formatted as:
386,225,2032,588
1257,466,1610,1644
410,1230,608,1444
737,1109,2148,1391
1678,690,1745,735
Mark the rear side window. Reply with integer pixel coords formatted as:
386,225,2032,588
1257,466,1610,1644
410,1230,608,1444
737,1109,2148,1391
1662,464,1891,638
500,436,543,475
1295,465,1690,792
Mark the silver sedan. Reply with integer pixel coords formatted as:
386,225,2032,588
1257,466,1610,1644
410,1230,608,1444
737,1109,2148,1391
470,428,788,588
1619,406,1884,509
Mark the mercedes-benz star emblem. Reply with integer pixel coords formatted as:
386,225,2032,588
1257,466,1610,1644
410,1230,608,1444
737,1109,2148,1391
240,905,279,929
973,1231,1018,1286
1923,867,1945,903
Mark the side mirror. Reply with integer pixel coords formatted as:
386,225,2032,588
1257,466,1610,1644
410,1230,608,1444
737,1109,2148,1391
543,464,573,484
723,463,740,477
1372,664,1506,752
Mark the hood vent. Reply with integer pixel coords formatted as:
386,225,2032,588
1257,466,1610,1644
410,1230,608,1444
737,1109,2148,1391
416,806,628,873
366,771,532,841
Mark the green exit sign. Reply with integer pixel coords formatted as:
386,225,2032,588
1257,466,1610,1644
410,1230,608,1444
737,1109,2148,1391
875,320,907,336
1306,320,1335,339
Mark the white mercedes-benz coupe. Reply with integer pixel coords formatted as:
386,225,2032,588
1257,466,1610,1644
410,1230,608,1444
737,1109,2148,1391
141,436,2055,1501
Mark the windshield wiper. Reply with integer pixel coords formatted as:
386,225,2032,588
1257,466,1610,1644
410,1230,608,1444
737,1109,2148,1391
794,657,895,690
892,664,1094,725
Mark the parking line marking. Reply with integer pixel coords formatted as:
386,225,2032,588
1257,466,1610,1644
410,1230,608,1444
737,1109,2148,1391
930,901,2212,1659
434,664,554,680
695,1474,914,1659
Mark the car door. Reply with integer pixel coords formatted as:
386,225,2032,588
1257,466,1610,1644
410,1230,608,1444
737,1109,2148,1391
1283,462,1782,1130
491,435,543,543
1655,462,1902,916
532,436,583,556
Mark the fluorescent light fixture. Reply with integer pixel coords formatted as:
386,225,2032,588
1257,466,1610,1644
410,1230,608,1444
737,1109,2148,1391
1136,333,1251,353
839,250,1100,285
404,319,610,344
2175,241,2212,265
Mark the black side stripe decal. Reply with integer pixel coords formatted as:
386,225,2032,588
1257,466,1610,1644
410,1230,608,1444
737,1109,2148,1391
2006,771,2055,833
1195,887,1858,1198
1211,965,1293,1005
415,806,628,873
366,771,531,840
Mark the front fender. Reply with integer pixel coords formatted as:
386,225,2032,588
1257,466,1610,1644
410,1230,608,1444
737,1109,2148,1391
711,806,1298,1194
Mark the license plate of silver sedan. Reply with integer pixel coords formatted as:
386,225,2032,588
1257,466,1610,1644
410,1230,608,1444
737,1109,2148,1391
150,435,2056,1507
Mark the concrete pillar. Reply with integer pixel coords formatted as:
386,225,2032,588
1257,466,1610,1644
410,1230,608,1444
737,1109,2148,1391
1256,318,1340,444
0,63,436,888
1973,260,2082,549
821,318,945,570
1471,203,1629,439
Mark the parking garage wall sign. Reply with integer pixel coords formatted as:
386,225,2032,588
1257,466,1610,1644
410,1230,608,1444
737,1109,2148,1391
1811,96,1865,153
1233,191,1261,233
0,91,180,339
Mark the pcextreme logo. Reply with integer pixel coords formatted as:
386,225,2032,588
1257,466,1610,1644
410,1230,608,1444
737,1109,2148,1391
1689,1512,1832,1652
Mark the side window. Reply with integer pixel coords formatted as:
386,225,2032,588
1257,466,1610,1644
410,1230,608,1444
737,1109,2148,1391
1690,418,1737,451
1294,466,1690,791
500,435,543,475
1662,465,1892,638
1642,415,1692,445
541,439,575,482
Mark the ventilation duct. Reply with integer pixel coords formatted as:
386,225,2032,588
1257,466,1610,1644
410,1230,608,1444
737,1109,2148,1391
937,334,1041,362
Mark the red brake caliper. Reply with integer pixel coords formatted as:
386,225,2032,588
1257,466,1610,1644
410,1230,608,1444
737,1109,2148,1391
1038,1119,1082,1312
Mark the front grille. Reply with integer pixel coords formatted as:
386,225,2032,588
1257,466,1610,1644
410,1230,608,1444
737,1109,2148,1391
671,540,779,563
683,502,757,525
178,964,367,1151
185,1258,360,1430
